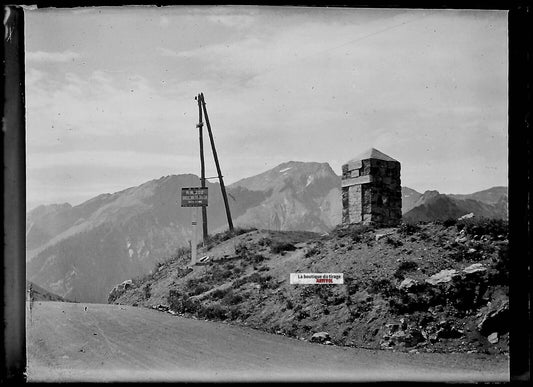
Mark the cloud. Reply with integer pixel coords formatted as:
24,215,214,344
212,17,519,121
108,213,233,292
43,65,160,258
157,47,181,57
159,15,170,27
25,8,508,206
206,13,255,28
26,68,45,87
26,50,81,63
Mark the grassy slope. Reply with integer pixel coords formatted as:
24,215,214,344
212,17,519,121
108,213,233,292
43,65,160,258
112,220,509,355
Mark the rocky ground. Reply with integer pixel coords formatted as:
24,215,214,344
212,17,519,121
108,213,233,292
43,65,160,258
111,218,509,356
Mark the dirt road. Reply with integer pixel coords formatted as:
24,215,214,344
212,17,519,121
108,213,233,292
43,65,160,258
26,301,509,382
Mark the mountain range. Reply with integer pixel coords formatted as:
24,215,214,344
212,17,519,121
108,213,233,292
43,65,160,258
26,161,507,303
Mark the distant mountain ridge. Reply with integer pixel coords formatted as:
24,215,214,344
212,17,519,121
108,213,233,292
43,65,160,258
403,188,508,222
26,161,507,303
27,281,69,302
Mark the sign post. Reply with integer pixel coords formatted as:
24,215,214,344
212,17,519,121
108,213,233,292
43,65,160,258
191,208,197,266
181,187,208,266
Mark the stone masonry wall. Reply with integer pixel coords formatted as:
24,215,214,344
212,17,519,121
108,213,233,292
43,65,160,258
342,158,401,227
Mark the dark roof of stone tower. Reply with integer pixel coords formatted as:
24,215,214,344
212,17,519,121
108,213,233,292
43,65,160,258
347,148,398,163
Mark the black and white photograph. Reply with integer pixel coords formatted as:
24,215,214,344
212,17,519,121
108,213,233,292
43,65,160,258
5,3,521,382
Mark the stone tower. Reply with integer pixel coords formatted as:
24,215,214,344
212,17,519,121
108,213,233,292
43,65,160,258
341,148,401,227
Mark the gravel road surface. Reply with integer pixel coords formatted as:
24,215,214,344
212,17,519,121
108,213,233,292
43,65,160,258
26,301,509,382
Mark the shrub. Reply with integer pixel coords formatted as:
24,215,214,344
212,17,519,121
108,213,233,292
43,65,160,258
346,281,359,295
442,218,457,228
258,237,272,247
447,245,484,262
252,254,266,264
385,236,403,248
234,272,276,289
398,260,419,272
305,246,320,258
393,260,419,280
168,290,201,314
198,304,227,320
211,288,230,300
204,227,257,250
189,283,211,296
286,299,294,309
224,263,235,271
227,306,242,320
210,267,233,283
487,243,509,284
367,278,398,298
171,246,191,263
221,291,243,305
317,285,335,302
350,224,374,243
143,284,151,299
270,241,296,254
418,231,430,240
399,222,421,235
388,282,447,314
296,309,310,321
456,218,508,239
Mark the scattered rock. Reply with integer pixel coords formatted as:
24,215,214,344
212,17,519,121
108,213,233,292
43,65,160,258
466,248,477,254
458,213,474,220
156,304,170,312
426,269,458,285
376,231,394,241
488,332,499,344
455,237,468,243
310,331,331,343
324,340,333,345
463,263,486,274
385,323,400,333
398,278,417,290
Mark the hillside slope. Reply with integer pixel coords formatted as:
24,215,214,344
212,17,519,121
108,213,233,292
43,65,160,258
26,160,507,304
26,162,342,303
27,174,239,303
112,219,509,355
27,281,70,302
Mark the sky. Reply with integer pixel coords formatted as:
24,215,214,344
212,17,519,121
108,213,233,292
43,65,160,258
24,6,508,211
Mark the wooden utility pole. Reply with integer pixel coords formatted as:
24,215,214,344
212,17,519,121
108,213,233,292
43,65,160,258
196,94,208,241
199,93,234,231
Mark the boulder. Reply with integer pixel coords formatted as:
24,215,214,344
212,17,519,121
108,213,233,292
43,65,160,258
389,328,424,347
463,263,486,274
426,269,458,285
477,299,509,335
107,279,135,303
310,331,331,343
488,332,499,344
458,213,474,220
